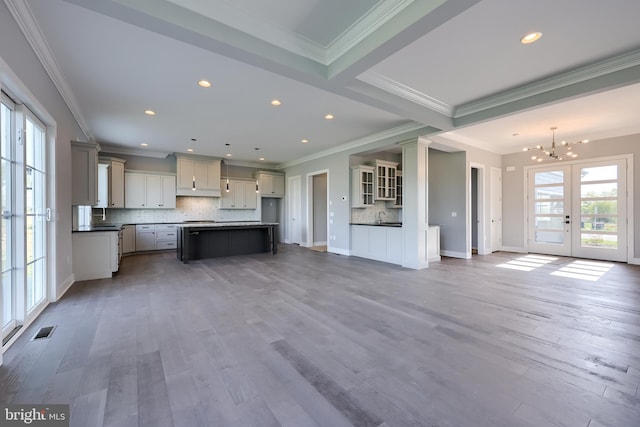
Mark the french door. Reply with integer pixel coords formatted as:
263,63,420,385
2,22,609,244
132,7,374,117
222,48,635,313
527,158,628,262
1,92,48,344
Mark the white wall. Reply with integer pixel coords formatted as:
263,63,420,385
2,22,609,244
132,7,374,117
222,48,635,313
1,2,86,296
502,134,640,259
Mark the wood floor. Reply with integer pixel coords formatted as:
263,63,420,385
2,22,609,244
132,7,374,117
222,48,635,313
1,246,639,427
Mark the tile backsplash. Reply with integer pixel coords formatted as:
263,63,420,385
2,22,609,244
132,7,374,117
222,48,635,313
93,196,260,225
350,201,402,223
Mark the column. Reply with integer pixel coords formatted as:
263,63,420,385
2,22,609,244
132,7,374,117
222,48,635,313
401,137,431,269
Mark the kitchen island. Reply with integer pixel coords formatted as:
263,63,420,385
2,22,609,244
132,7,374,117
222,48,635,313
177,222,278,263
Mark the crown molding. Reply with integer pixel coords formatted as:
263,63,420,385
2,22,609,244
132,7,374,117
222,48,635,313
325,0,415,65
357,71,454,116
148,0,327,64
145,0,415,67
5,0,93,141
99,144,170,159
455,48,640,118
277,121,427,169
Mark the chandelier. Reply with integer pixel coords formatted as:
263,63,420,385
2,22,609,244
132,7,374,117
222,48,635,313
523,126,589,161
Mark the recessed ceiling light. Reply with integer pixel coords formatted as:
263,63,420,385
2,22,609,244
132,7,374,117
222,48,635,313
270,99,281,106
226,153,232,157
324,114,334,120
259,157,265,161
198,80,212,88
521,32,542,44
301,139,309,143
144,109,156,116
187,148,194,152
140,143,148,147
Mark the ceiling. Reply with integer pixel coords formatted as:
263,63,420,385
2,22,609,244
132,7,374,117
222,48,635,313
8,0,640,166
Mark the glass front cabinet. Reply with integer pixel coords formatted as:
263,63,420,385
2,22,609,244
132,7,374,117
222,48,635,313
351,165,375,208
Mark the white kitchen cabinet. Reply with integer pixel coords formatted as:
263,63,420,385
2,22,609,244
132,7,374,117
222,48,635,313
390,170,403,208
350,224,403,265
72,231,119,280
135,224,177,251
351,165,375,208
220,180,258,209
154,224,178,250
122,224,136,254
135,224,156,251
176,155,221,197
373,160,397,201
96,163,109,208
257,171,285,198
125,172,176,209
71,141,99,206
97,157,126,208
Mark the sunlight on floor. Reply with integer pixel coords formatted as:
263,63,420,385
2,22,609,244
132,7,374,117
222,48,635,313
496,254,558,271
551,260,614,282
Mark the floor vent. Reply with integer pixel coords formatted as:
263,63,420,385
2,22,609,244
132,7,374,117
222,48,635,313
2,325,22,346
32,326,56,341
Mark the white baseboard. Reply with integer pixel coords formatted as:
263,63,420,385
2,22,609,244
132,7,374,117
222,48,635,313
313,241,327,246
428,255,441,262
500,246,528,253
630,257,640,265
329,247,349,256
55,274,75,301
440,250,470,259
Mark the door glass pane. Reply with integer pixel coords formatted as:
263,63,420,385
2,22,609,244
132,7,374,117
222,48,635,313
535,230,564,244
25,116,46,312
535,216,564,230
535,186,563,199
2,270,11,328
581,200,617,215
581,233,618,249
535,201,564,214
535,170,564,185
1,101,14,334
581,165,617,182
581,216,617,232
581,182,617,198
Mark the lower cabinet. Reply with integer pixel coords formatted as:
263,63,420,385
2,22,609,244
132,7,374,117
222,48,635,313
122,224,136,254
350,225,402,265
135,224,178,251
72,231,119,280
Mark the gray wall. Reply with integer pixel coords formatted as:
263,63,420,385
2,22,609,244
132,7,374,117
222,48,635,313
502,133,640,258
283,128,428,252
1,2,86,292
428,149,467,254
313,173,327,243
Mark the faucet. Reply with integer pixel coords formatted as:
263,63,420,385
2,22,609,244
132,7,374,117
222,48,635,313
376,211,386,224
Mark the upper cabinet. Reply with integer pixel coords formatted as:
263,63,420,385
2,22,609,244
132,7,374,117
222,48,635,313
125,172,176,209
390,170,403,208
351,165,375,208
220,179,258,209
374,160,398,201
176,155,221,197
97,156,126,208
257,171,285,198
71,141,99,205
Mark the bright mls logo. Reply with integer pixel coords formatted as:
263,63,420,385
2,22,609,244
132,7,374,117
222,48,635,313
1,405,69,426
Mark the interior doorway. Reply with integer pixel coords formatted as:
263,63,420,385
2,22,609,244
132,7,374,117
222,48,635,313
469,163,487,256
287,175,301,245
306,170,328,251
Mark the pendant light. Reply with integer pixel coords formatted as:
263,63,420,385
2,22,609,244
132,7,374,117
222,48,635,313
225,143,231,192
523,127,589,161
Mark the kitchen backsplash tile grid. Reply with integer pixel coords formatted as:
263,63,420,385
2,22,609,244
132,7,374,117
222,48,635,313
93,196,260,224
350,201,401,223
